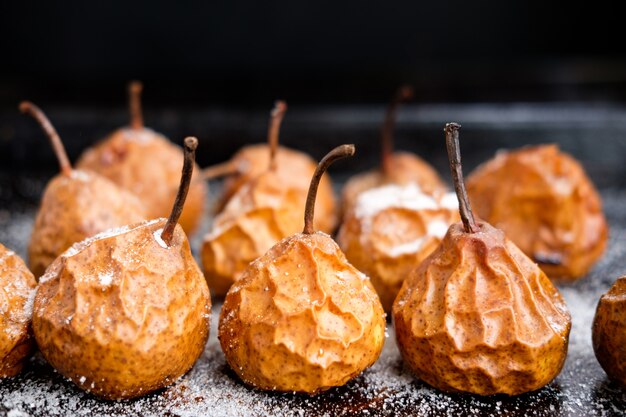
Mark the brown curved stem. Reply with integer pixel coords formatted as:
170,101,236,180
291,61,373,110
444,123,479,234
161,137,198,245
381,85,413,176
129,80,144,130
303,144,355,234
201,160,239,180
267,100,287,171
19,101,72,176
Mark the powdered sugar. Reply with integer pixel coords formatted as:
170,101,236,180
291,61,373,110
153,228,169,249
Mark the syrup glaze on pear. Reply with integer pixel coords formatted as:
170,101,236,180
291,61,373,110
218,145,385,394
76,81,207,234
341,86,447,215
33,137,211,400
392,123,571,396
20,101,146,278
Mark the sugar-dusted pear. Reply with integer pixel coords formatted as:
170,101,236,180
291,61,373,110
202,102,334,297
341,86,447,215
592,276,626,385
0,244,37,378
393,123,571,396
467,144,607,280
203,101,337,232
76,81,207,234
219,145,385,394
33,137,211,400
338,182,459,311
20,101,146,278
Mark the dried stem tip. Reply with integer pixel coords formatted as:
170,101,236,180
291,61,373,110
19,101,72,176
268,100,287,171
381,85,414,176
129,80,144,130
303,144,355,234
444,122,479,234
161,137,198,245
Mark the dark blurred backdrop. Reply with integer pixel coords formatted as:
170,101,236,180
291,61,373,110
1,1,626,107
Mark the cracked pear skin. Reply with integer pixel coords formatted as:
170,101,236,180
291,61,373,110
0,244,37,378
32,219,211,400
467,144,608,280
341,152,447,216
29,170,146,278
219,144,338,233
77,128,207,234
203,170,329,297
338,184,459,312
393,221,571,396
219,232,386,394
592,276,626,386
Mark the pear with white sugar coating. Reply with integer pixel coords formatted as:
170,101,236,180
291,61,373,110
393,123,571,396
219,145,385,394
33,137,211,400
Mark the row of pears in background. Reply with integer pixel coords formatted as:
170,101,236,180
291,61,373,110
1,83,622,400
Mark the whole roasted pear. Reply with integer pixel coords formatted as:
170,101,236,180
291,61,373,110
467,144,607,280
393,123,571,396
76,82,207,234
341,86,447,215
204,101,337,231
0,244,37,378
202,102,334,296
33,137,211,400
20,101,146,278
219,145,386,394
338,183,459,312
592,276,626,385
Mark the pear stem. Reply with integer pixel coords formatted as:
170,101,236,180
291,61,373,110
19,101,72,177
268,100,287,171
129,81,144,130
381,85,413,176
201,160,239,180
161,137,198,245
303,144,355,234
444,123,479,234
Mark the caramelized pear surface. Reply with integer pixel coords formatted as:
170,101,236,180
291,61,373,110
338,183,459,311
0,244,37,378
77,127,206,234
592,276,626,386
393,221,571,395
218,144,385,394
29,170,146,278
467,144,607,280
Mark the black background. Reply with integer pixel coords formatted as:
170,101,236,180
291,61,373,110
1,1,625,107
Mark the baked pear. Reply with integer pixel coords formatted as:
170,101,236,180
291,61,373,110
202,102,334,296
76,81,207,234
0,244,37,378
204,101,337,231
341,86,447,215
592,276,626,385
467,144,607,280
219,145,385,394
20,101,146,278
32,137,211,400
393,123,571,396
338,183,459,311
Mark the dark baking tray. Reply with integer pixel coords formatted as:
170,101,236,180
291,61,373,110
1,103,626,416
